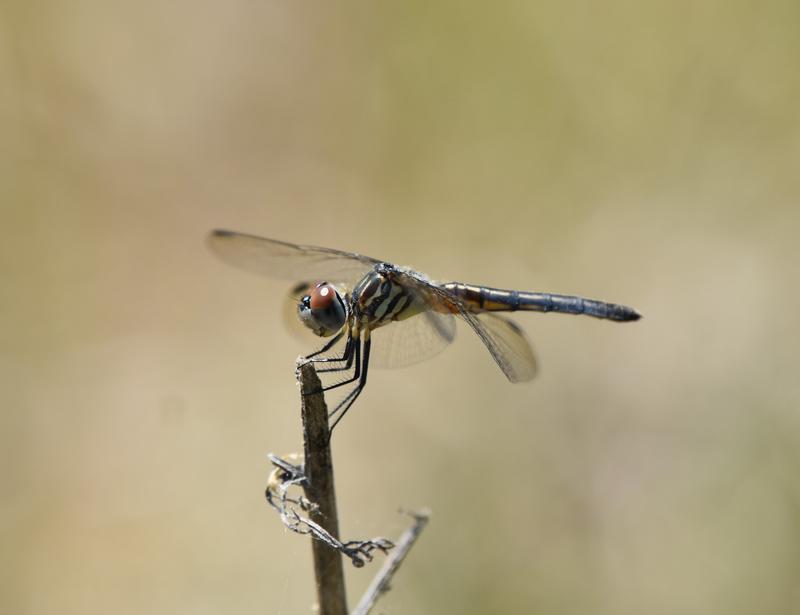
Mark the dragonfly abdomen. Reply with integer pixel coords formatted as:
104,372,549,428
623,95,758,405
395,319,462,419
444,283,641,322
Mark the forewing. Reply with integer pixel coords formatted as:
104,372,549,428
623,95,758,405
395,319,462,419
369,310,456,369
208,229,381,283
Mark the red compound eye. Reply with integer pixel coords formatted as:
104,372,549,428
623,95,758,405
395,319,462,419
309,283,336,311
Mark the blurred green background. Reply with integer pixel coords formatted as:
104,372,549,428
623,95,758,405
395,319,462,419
3,1,800,613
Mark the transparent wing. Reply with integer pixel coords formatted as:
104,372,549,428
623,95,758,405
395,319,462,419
369,310,456,369
207,229,382,283
394,274,537,383
471,312,537,382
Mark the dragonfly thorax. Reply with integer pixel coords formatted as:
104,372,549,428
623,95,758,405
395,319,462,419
352,266,427,330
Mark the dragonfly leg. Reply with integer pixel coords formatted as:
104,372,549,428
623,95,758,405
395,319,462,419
328,333,371,434
317,333,356,374
304,330,345,361
322,332,361,392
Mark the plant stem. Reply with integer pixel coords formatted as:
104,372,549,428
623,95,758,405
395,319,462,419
298,362,348,615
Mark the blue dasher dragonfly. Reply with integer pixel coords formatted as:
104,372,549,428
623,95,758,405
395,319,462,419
208,229,641,430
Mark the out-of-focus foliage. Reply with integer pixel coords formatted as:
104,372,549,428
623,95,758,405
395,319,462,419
2,1,799,613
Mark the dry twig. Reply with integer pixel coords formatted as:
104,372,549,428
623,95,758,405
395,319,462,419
352,510,430,615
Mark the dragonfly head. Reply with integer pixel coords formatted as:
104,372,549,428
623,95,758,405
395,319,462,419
298,282,347,337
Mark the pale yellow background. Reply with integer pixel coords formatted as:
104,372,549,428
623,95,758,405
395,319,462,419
2,2,799,614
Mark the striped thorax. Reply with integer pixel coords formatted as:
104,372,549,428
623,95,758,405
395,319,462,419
352,264,427,330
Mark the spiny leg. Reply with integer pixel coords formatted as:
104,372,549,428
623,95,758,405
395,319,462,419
301,330,354,397
304,329,345,361
317,333,356,374
328,332,371,434
322,332,362,393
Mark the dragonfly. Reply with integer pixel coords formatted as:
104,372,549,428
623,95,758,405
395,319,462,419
208,229,641,431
